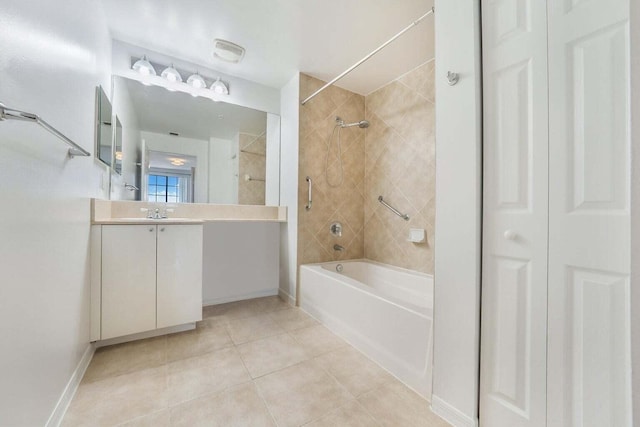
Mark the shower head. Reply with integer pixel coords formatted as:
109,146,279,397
341,120,370,129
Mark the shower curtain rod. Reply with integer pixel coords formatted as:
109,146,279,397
300,7,435,106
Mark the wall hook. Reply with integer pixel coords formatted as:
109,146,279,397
447,71,459,86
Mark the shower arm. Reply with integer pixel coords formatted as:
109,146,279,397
300,7,435,106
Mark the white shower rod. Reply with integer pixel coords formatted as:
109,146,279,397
300,7,435,106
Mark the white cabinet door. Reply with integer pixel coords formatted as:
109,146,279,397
156,225,203,329
480,0,549,425
101,225,157,340
547,0,631,425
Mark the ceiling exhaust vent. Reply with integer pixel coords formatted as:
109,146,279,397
213,39,245,63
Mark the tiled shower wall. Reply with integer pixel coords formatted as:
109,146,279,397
297,74,365,265
238,132,266,205
297,60,435,274
364,60,436,274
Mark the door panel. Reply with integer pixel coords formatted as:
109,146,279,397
546,0,631,425
156,225,203,328
480,0,549,425
101,225,157,340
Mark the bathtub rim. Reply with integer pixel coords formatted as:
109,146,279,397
299,258,433,318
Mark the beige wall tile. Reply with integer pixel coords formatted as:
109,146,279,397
298,74,366,269
297,64,435,275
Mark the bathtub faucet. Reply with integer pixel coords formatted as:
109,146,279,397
333,244,345,252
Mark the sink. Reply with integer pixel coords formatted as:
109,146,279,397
110,217,200,222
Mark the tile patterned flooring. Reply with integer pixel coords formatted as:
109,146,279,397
63,296,450,427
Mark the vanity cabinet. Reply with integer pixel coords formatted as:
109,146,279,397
102,225,157,339
97,224,203,341
156,225,203,329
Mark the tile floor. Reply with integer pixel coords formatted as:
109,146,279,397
63,296,449,427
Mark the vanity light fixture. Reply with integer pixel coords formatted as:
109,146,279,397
161,63,183,84
131,56,229,98
132,55,156,76
210,77,229,95
187,72,207,89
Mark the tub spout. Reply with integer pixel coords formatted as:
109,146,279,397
333,244,345,252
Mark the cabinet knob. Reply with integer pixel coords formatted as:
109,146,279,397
160,227,165,232
149,228,154,232
504,230,517,240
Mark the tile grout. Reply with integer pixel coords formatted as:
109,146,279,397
68,297,442,427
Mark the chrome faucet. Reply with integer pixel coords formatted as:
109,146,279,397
333,244,345,252
147,208,167,219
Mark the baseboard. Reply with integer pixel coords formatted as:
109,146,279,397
96,323,195,348
203,288,279,306
278,288,296,306
431,395,478,427
46,344,95,427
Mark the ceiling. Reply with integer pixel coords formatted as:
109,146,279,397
118,76,267,141
148,151,197,171
101,0,435,95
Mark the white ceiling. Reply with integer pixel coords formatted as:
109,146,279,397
148,151,197,171
101,0,435,95
118,77,267,140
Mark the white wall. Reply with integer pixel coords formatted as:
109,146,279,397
142,131,209,203
631,1,640,424
111,74,142,201
112,40,281,114
209,136,238,204
265,113,281,206
432,0,483,426
278,74,300,304
0,1,112,425
202,222,280,305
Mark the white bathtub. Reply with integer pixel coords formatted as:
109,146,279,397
299,260,433,398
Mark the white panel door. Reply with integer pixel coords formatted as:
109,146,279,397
156,225,203,328
101,225,157,340
546,0,631,425
480,0,549,425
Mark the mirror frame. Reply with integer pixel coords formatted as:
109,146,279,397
113,115,123,175
95,86,114,168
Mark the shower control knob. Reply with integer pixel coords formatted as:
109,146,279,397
504,230,517,240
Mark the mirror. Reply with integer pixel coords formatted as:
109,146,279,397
111,76,280,205
95,86,113,167
114,116,123,175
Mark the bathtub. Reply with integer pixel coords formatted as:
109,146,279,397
299,260,433,398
